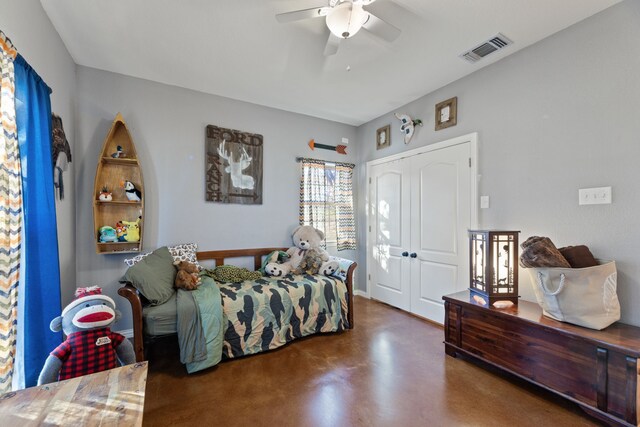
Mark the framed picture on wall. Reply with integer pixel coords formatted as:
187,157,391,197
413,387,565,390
205,125,263,204
435,97,458,131
376,125,391,150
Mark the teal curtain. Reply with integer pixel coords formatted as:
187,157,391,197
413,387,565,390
14,54,62,388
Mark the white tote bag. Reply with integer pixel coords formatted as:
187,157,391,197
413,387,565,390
527,260,620,330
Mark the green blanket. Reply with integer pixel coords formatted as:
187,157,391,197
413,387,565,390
183,276,224,373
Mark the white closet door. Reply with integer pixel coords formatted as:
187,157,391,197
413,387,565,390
369,159,411,311
409,142,471,323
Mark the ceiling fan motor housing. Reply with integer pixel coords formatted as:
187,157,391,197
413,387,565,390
326,1,369,39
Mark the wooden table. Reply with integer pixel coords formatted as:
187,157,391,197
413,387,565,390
0,362,147,426
443,291,640,427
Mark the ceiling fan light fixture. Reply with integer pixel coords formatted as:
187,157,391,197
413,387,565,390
326,2,369,39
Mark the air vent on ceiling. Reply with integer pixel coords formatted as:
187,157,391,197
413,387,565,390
460,33,513,64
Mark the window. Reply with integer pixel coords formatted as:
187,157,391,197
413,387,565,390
299,158,356,251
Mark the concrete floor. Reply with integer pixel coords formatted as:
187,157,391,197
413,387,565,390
143,296,602,426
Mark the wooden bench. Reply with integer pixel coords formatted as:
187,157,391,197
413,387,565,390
443,291,640,427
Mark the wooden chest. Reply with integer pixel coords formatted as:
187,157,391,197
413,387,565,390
443,291,640,426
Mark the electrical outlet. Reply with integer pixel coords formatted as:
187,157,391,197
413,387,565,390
579,186,611,205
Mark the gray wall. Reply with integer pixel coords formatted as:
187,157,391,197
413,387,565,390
355,1,640,325
6,0,637,328
0,0,77,308
75,67,357,331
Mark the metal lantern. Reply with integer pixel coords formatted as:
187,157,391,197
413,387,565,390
469,230,520,305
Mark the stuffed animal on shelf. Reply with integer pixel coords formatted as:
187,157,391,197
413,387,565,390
37,286,136,385
121,180,141,201
122,217,141,242
265,225,339,277
115,222,127,242
98,186,112,202
98,226,118,243
111,145,126,158
174,261,202,290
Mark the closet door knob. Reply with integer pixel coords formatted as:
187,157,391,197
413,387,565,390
410,253,417,258
402,251,409,257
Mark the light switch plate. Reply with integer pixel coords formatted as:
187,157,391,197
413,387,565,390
579,186,611,205
480,196,489,209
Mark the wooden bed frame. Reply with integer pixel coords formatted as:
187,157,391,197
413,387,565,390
118,247,357,362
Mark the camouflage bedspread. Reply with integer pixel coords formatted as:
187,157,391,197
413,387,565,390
218,274,349,359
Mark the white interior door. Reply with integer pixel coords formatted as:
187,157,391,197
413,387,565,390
369,159,411,311
409,142,471,323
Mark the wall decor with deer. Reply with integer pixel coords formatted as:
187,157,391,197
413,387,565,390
205,125,263,204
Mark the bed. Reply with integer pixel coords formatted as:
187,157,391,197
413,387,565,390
118,247,356,371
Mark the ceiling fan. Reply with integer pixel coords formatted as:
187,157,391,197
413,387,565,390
276,0,401,56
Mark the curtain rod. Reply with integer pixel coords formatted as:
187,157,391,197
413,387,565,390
296,157,355,168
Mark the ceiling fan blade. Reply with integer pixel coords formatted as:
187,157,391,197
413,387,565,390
324,33,341,56
276,6,329,23
362,12,401,42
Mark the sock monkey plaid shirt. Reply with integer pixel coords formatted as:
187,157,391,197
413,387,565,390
51,328,125,380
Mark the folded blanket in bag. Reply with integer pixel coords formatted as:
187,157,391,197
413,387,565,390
519,236,570,268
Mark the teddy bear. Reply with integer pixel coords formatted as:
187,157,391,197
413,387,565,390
38,287,136,385
174,260,202,290
265,225,339,277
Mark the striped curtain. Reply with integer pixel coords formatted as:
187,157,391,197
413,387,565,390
335,163,356,251
299,158,356,251
299,159,329,240
0,31,21,394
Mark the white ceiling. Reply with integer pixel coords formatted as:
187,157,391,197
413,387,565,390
41,0,621,126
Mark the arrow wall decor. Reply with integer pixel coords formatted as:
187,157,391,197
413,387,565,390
308,139,347,155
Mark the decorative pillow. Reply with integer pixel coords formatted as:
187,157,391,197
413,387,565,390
168,243,200,268
329,256,355,281
124,242,201,269
124,246,176,305
124,252,151,267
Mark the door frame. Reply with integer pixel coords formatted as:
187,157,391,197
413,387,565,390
365,132,479,297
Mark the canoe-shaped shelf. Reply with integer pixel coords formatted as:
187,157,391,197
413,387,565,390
96,201,142,206
93,113,144,255
100,157,139,165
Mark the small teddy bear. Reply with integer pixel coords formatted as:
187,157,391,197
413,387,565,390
265,225,339,277
174,260,202,290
